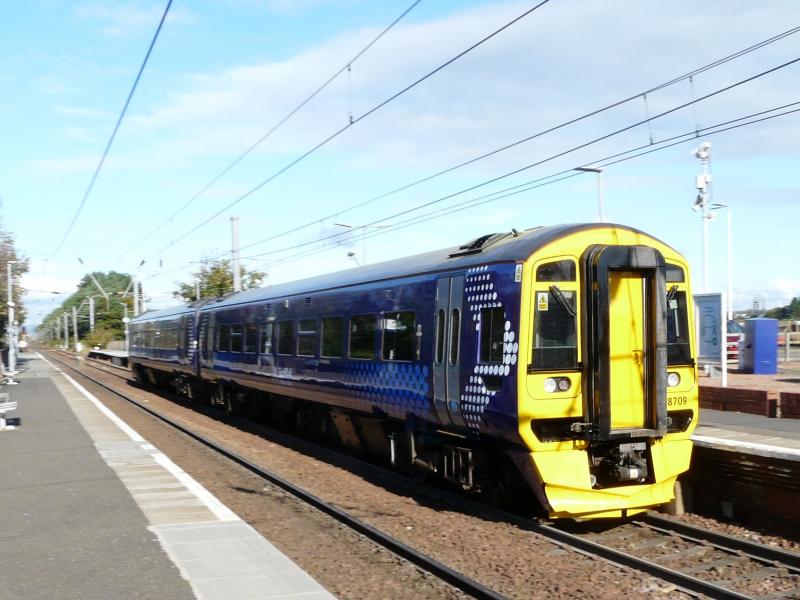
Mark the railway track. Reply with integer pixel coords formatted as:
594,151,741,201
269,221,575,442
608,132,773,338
536,518,800,600
41,349,505,600
44,348,800,599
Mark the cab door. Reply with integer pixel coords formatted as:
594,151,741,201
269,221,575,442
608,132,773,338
432,275,466,428
583,245,668,440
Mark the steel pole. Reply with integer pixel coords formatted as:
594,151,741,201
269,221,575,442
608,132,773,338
63,313,69,348
726,208,733,321
6,262,14,373
123,304,130,355
139,280,146,313
89,296,95,332
231,216,241,293
702,161,710,294
596,170,605,222
72,306,79,352
133,278,140,316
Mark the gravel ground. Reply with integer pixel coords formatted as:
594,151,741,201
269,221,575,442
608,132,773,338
48,352,701,598
674,512,800,553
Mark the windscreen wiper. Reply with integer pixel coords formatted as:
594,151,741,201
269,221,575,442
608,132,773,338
666,284,679,305
549,285,576,317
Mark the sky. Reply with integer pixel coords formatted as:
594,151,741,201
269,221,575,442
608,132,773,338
1,0,798,328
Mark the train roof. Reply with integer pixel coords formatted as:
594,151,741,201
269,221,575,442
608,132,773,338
132,222,659,321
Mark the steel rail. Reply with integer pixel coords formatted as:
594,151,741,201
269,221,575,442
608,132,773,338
41,350,507,600
640,512,800,571
533,523,753,600
44,349,800,599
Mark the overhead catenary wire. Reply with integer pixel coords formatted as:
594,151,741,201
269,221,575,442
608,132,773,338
140,26,800,283
194,23,800,260
256,102,800,272
220,57,800,261
142,0,553,265
123,0,424,258
49,0,173,260
144,98,800,285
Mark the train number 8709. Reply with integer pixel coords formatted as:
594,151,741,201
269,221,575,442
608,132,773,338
667,396,688,408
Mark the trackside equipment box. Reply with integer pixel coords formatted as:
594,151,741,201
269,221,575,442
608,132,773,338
739,318,778,374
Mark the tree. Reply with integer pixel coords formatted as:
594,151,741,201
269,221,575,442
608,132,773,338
0,211,29,340
40,271,134,344
173,258,264,302
765,297,800,320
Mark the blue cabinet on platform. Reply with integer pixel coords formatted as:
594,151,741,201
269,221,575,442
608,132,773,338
738,318,778,374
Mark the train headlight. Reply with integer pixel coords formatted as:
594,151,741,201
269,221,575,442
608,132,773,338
543,378,557,393
667,372,680,388
557,377,570,392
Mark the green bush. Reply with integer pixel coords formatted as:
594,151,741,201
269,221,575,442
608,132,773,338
83,326,118,349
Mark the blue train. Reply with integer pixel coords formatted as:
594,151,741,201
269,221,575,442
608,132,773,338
129,223,698,519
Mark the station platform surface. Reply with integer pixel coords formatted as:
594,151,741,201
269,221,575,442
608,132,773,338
0,352,335,600
86,348,129,358
693,408,800,460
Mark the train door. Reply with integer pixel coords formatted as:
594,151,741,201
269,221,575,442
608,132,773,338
197,312,214,374
258,318,276,373
179,315,192,367
432,275,466,428
583,245,668,440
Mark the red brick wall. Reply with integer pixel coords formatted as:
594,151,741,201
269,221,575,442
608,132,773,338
699,386,772,417
780,392,800,419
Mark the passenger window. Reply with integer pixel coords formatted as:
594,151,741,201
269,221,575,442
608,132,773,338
480,307,504,363
435,309,445,365
349,314,376,359
277,320,294,355
667,290,692,365
532,287,578,370
218,325,231,352
536,260,576,282
449,309,460,365
230,324,243,353
297,319,317,357
244,323,258,353
383,312,415,361
321,317,344,358
261,321,274,355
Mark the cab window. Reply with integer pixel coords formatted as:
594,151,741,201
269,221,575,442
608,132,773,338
667,288,692,365
532,287,578,370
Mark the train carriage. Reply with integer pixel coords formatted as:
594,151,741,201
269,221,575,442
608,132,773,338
129,223,698,519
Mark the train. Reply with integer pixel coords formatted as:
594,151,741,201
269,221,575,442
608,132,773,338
128,223,698,519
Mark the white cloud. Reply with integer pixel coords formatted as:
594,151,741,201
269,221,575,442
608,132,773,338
52,105,111,119
74,2,197,37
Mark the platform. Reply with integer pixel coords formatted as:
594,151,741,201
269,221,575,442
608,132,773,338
0,352,335,600
693,408,800,460
86,347,129,367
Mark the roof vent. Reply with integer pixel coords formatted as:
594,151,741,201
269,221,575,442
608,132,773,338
448,232,506,258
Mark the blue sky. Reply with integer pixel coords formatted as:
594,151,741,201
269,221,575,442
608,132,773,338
1,0,798,326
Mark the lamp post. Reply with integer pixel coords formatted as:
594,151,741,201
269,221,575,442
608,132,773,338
574,166,605,222
692,142,712,292
6,260,19,374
